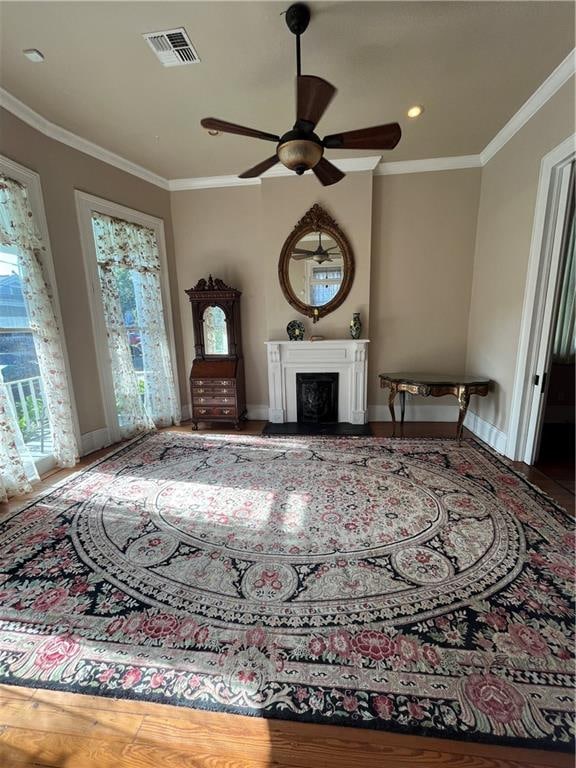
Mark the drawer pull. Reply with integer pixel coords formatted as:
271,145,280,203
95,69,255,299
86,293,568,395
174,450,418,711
222,409,231,415
198,409,207,415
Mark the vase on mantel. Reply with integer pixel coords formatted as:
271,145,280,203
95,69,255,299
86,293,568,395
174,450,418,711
350,312,362,340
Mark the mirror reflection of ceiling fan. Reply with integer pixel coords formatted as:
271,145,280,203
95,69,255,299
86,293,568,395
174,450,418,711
201,3,401,186
291,231,339,264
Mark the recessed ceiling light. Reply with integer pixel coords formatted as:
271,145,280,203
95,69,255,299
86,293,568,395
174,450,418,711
23,49,45,63
407,105,424,119
207,130,220,137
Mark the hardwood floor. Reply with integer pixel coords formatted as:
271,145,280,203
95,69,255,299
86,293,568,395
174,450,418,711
0,422,573,768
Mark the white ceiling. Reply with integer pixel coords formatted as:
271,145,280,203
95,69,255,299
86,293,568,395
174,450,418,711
0,1,574,179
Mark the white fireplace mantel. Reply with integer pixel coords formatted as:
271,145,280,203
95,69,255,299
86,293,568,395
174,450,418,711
265,340,370,424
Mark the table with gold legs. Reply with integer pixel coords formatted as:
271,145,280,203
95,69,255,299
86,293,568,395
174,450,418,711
379,373,492,440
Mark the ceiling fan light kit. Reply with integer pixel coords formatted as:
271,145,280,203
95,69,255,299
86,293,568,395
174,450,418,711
201,3,401,186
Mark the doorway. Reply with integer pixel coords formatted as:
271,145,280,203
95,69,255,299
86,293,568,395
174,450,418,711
534,162,574,493
507,136,575,473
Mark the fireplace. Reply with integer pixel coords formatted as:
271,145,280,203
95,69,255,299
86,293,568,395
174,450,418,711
265,340,369,424
296,373,338,424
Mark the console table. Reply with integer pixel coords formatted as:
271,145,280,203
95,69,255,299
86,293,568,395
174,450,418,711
379,373,491,440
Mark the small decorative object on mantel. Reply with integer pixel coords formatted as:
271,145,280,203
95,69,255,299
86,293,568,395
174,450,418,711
310,335,325,342
350,312,362,339
286,319,305,341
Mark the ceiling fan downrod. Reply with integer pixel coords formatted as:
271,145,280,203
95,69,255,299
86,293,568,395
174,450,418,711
285,3,310,77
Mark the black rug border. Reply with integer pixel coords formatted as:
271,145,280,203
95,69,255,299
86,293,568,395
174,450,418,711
0,674,572,754
262,421,373,437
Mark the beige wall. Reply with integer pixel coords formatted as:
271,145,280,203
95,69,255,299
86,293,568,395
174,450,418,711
171,168,481,416
0,107,185,436
171,185,268,406
466,77,575,432
369,169,481,409
171,171,373,410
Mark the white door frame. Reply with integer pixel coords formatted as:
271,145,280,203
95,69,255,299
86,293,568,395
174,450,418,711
506,134,575,463
75,191,181,445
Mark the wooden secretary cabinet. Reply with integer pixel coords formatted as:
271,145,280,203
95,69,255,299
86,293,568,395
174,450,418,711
185,276,247,430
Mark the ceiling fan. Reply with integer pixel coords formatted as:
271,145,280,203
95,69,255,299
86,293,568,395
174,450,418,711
201,3,401,186
291,231,339,264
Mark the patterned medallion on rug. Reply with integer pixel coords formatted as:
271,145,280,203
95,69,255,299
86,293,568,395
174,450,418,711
0,433,573,749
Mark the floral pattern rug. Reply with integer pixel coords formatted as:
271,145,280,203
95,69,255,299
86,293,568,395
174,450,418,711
0,432,573,750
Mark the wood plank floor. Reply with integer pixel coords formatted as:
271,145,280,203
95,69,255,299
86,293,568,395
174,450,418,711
0,422,573,768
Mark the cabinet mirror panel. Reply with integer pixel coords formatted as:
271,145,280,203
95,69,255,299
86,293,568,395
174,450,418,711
203,305,228,355
279,204,354,320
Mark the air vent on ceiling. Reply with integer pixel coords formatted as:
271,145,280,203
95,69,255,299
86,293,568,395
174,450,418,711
143,28,200,67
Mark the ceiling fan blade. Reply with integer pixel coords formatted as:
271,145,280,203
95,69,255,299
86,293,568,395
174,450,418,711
201,118,280,143
296,76,337,131
292,247,316,255
323,123,401,150
312,157,345,186
238,155,280,179
292,253,313,261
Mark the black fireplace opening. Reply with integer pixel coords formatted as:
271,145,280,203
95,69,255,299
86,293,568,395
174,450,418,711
296,372,339,424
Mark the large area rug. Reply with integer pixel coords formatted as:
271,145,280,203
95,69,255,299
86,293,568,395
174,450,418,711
0,432,574,750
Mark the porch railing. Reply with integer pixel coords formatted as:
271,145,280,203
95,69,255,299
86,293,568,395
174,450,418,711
5,375,51,455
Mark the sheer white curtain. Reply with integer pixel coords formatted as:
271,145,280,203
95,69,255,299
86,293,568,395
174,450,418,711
91,213,179,439
0,174,78,500
0,367,39,500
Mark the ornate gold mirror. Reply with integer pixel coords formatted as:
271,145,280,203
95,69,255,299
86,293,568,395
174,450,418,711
279,204,354,320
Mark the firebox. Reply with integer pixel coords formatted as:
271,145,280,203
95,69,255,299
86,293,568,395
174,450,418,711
296,372,339,424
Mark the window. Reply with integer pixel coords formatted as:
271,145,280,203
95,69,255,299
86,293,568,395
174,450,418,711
0,157,78,499
309,265,343,305
0,246,51,458
76,192,180,443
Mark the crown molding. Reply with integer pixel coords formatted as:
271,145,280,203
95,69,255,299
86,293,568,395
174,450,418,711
0,88,169,190
480,48,575,165
169,175,261,191
375,155,481,176
168,155,382,190
1,49,574,191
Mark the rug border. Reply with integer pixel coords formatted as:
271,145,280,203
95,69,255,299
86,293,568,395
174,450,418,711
0,672,572,754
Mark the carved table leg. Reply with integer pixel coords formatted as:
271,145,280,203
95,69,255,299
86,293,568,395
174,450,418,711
456,387,470,442
400,390,406,426
191,421,198,431
388,385,398,432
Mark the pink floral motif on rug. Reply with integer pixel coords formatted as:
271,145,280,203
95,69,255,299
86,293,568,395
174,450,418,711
0,433,574,750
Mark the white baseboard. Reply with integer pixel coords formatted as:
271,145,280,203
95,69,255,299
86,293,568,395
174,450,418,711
464,410,507,455
80,427,111,457
247,404,269,420
368,404,458,422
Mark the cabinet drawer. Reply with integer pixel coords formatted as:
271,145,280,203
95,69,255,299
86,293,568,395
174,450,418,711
191,379,235,388
193,406,237,419
192,386,235,396
193,395,236,405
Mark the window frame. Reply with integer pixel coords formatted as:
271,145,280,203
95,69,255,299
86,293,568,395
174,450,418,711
75,190,180,445
305,261,343,305
0,154,81,475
